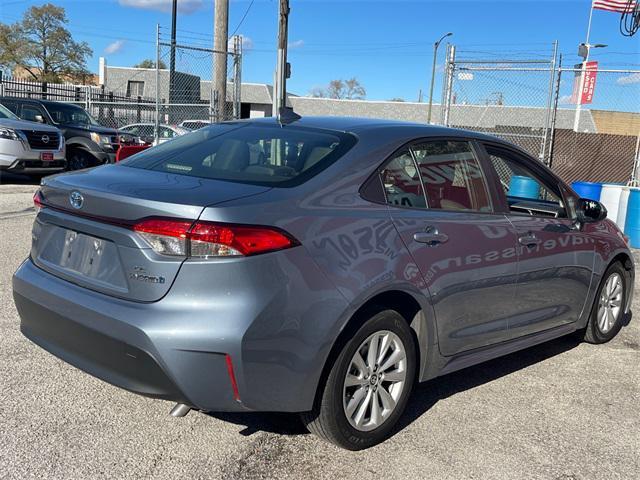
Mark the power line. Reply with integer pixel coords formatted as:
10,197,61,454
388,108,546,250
230,0,255,38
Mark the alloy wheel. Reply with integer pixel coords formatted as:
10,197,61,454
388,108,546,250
597,272,623,334
342,330,407,432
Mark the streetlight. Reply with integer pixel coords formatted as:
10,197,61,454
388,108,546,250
427,32,452,124
573,42,607,131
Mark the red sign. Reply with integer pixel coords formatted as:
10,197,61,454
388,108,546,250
580,61,598,105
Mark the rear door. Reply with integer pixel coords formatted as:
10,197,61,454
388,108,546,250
480,143,595,337
385,138,520,356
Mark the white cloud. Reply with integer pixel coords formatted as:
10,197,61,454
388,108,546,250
288,39,304,49
228,35,253,52
104,40,125,55
118,0,204,14
616,72,640,85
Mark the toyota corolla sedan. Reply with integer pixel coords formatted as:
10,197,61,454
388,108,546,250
13,117,634,450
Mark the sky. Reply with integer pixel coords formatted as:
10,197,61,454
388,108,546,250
1,0,639,109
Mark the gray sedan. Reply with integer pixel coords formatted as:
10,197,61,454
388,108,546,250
13,116,634,450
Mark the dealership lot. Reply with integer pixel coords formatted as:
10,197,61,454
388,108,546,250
0,180,638,480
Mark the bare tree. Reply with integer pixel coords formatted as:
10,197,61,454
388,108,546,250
344,77,366,100
308,78,366,100
0,3,92,82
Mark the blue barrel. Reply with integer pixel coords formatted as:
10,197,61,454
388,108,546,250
572,181,603,201
509,175,540,199
624,188,640,248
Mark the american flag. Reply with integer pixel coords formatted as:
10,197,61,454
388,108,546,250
592,0,637,13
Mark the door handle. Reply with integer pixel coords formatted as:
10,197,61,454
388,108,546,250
414,227,449,246
518,234,541,247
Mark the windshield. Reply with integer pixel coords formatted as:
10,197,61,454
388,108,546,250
45,102,100,127
122,123,357,187
0,104,19,120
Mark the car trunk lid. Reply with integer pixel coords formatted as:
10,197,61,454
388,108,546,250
32,164,271,302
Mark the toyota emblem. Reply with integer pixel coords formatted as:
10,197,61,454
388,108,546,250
41,134,50,144
69,191,84,210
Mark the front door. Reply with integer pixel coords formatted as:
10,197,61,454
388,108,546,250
481,143,595,337
383,139,520,356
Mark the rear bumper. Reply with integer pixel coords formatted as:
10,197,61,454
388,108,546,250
13,251,348,413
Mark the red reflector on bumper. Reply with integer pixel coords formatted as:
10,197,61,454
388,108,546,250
225,354,241,402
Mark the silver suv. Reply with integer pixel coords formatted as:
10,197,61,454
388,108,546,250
0,103,65,175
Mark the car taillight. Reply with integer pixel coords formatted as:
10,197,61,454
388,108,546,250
133,218,298,258
133,219,192,256
33,190,44,213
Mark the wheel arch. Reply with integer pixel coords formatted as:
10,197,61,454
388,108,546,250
310,288,437,410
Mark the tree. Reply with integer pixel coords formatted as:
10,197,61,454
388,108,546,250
308,77,366,100
134,59,167,69
388,97,405,102
0,4,92,83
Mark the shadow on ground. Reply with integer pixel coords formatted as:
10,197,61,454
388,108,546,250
208,334,582,439
0,171,42,186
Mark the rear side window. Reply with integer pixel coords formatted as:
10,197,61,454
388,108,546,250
411,140,493,212
381,149,426,208
122,123,357,187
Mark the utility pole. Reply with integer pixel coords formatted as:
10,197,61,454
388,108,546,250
427,32,452,124
275,0,290,116
169,0,177,122
213,0,229,122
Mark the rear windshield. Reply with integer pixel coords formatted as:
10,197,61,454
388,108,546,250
121,123,357,187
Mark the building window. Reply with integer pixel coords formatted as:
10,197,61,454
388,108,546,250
127,80,145,97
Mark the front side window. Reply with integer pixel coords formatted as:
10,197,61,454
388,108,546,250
21,105,46,123
411,140,493,212
122,123,357,187
486,145,566,218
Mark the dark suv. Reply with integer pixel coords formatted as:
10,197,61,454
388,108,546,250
0,97,121,170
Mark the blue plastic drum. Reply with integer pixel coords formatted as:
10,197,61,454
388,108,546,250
572,181,603,201
509,175,540,199
624,188,640,248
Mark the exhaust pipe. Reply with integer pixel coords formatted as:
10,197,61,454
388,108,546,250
170,403,191,417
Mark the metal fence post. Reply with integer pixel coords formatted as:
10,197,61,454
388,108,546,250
155,24,161,144
442,45,456,127
547,56,563,169
232,36,242,120
539,40,559,164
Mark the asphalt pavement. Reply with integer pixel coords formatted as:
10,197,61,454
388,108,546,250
0,182,638,480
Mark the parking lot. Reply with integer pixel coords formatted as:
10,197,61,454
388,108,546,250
0,177,638,480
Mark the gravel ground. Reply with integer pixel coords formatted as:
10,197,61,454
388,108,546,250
0,183,638,480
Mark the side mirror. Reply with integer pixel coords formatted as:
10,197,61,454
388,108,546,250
34,114,45,124
576,198,607,223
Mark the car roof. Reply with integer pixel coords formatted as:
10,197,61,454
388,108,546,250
229,115,502,142
0,97,80,108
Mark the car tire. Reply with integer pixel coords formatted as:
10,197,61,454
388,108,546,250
583,262,627,344
67,148,94,171
301,309,416,450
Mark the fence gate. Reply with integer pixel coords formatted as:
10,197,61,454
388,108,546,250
441,44,558,164
155,26,241,142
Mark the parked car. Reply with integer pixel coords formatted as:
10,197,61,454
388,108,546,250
0,97,120,170
13,117,634,450
119,123,190,145
179,119,211,130
0,102,65,175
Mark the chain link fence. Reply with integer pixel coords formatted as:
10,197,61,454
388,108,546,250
440,45,640,184
154,28,241,135
0,30,242,144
